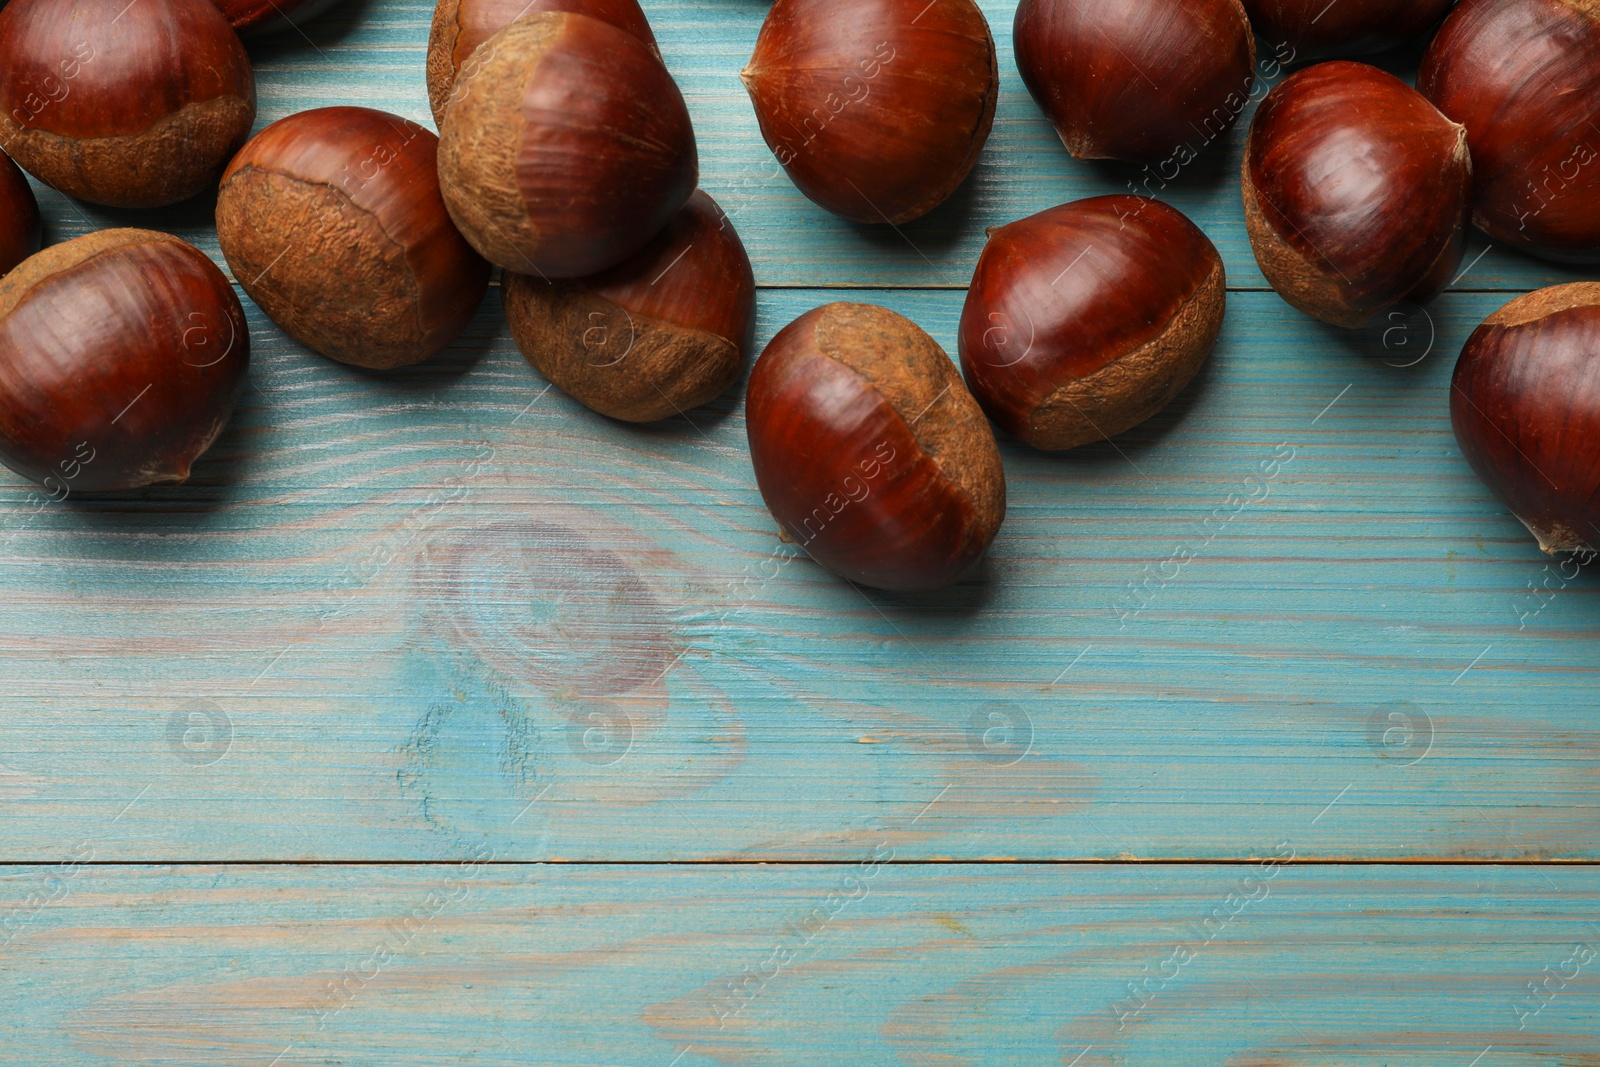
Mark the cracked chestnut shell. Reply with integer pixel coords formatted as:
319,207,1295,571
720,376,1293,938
1014,0,1255,163
437,11,697,277
741,0,998,224
0,151,40,277
0,230,248,491
216,106,490,370
0,0,255,208
212,0,339,36
1243,62,1471,328
1243,0,1456,57
746,303,1005,591
960,195,1224,451
1420,0,1600,263
1451,283,1600,556
503,190,755,423
426,0,656,127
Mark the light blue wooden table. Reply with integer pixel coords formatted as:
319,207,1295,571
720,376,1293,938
1,1,1597,1062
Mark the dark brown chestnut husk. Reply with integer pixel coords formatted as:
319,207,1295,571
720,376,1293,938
741,0,998,224
437,11,697,277
427,0,657,127
960,195,1224,451
1451,283,1600,556
212,0,339,36
0,150,40,277
0,230,248,492
217,106,490,370
503,191,755,423
1243,61,1471,328
1014,0,1255,163
1420,0,1600,263
0,0,255,208
746,303,1005,592
1243,0,1456,58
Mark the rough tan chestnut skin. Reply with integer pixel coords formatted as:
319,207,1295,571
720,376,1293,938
0,0,255,208
1244,0,1455,57
217,107,491,370
426,0,657,127
0,230,248,491
742,0,998,224
503,191,755,423
437,12,697,277
746,303,1005,592
0,151,40,277
960,196,1224,451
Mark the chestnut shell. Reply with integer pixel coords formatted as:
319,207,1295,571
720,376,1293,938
960,195,1225,451
503,190,755,423
0,229,248,491
1451,283,1600,555
217,106,491,370
0,150,40,277
0,0,256,208
746,303,1005,592
1243,62,1471,328
1420,0,1600,262
1243,0,1456,58
741,0,998,224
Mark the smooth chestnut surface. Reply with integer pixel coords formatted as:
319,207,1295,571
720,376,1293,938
742,0,998,225
438,12,697,277
1420,0,1600,262
746,303,1005,592
427,0,657,127
212,0,339,36
503,191,754,423
1014,0,1255,163
0,0,255,208
1243,62,1471,328
0,150,40,277
960,196,1225,451
0,230,248,491
217,106,490,370
1452,283,1600,555
1243,0,1456,57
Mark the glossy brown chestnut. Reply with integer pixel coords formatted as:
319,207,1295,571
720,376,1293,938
212,0,339,36
0,150,40,277
0,0,255,208
437,12,697,277
1243,62,1471,328
0,230,248,492
1243,0,1456,58
1420,0,1600,263
503,191,754,423
1014,0,1255,163
960,195,1224,451
741,0,998,224
746,303,1005,592
427,0,657,127
217,106,490,370
1451,283,1600,556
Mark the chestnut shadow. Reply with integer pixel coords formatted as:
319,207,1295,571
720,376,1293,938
1080,131,1240,202
245,0,379,65
35,184,221,248
842,167,984,276
848,558,1002,621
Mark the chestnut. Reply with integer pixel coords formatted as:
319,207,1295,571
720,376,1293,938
211,0,339,36
1420,0,1600,263
216,106,490,370
1242,62,1471,328
0,150,40,277
426,0,657,127
0,229,248,491
503,190,754,422
960,196,1224,451
0,0,255,209
1014,0,1255,163
1242,0,1456,58
1451,283,1600,556
746,303,1005,592
742,0,997,225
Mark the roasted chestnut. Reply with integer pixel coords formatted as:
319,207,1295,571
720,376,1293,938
212,0,339,36
0,0,255,209
960,195,1224,451
1243,0,1456,58
741,0,997,224
0,150,40,277
217,106,490,370
1451,283,1600,556
503,191,754,422
0,230,248,491
427,0,657,127
437,11,697,277
1243,62,1471,328
746,303,1005,591
1014,0,1255,163
1420,0,1600,263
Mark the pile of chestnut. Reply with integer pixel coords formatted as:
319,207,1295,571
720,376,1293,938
0,0,1596,591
